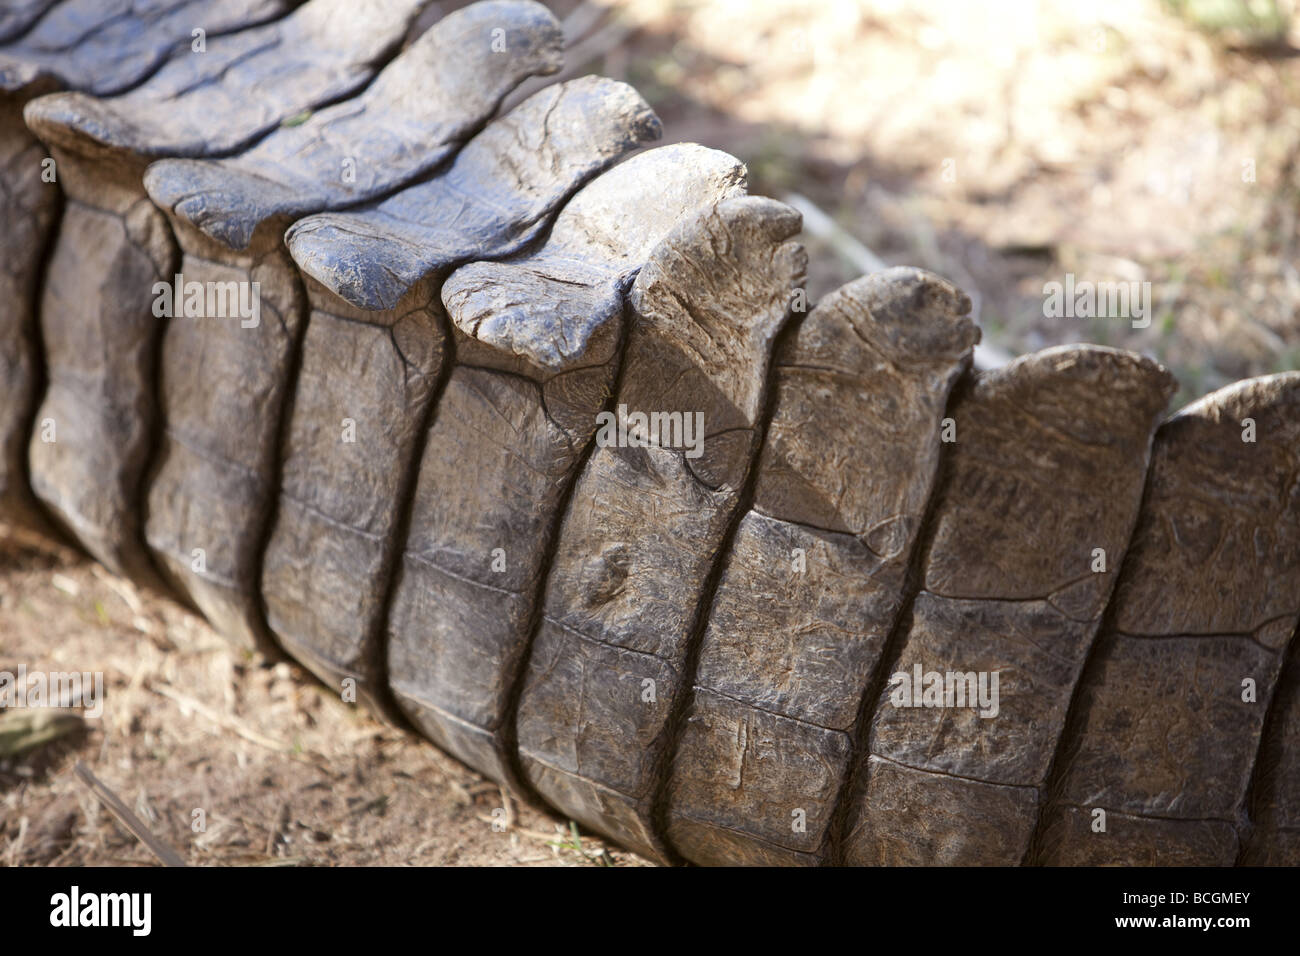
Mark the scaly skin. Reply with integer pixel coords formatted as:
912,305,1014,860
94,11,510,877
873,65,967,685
3,0,1296,866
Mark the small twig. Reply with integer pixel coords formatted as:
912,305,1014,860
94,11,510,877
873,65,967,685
500,14,640,113
50,573,80,597
784,191,889,274
91,563,144,615
784,190,1013,370
4,816,28,865
74,762,186,867
265,797,288,856
498,785,516,829
561,1,607,45
149,682,292,754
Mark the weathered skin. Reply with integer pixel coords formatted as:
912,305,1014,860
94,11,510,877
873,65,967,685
26,185,178,585
261,76,658,708
4,11,1298,867
1034,373,1300,865
0,0,290,96
386,144,745,787
23,0,424,162
259,273,447,706
0,0,60,43
22,0,426,592
0,0,291,531
1245,644,1300,864
288,76,664,312
0,74,58,533
140,0,558,654
513,196,808,862
665,268,978,866
146,0,565,253
841,346,1175,865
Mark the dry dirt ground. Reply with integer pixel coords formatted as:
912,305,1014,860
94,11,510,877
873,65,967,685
4,0,1299,867
0,525,643,867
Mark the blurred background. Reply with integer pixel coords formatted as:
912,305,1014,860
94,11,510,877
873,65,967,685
431,0,1300,406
